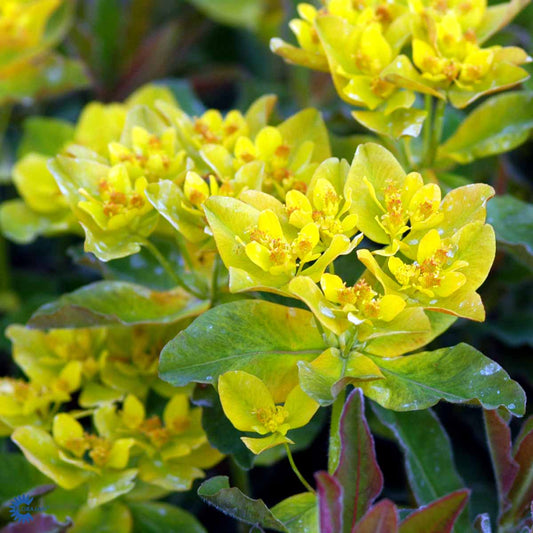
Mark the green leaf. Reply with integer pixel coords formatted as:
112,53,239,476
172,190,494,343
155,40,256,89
0,199,75,244
271,493,318,533
197,476,288,532
353,109,427,139
487,195,533,270
160,300,327,403
438,92,533,164
372,405,470,532
88,469,137,507
0,453,49,503
11,427,90,490
399,489,470,533
70,502,132,533
17,117,75,158
357,343,526,416
28,281,209,328
335,389,383,529
192,385,254,470
127,502,206,533
186,0,263,29
0,54,89,106
352,500,399,533
315,472,343,533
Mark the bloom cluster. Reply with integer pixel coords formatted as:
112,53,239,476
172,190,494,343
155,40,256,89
3,323,223,506
1,86,497,462
271,0,531,134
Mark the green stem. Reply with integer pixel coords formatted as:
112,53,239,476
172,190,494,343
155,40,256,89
140,238,204,298
228,457,251,533
328,390,346,474
427,98,446,168
403,137,415,169
284,444,315,494
422,94,433,169
210,255,222,304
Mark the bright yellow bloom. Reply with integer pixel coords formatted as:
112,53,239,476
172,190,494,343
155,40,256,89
108,127,188,183
321,273,406,324
286,177,358,242
78,165,152,232
388,229,468,298
218,371,319,454
244,209,320,276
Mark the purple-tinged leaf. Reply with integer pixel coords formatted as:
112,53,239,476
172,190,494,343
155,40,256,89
513,416,533,453
352,499,399,533
335,389,383,531
483,410,519,515
316,472,343,533
371,404,470,531
2,513,72,533
473,513,492,533
399,490,470,533
504,426,533,522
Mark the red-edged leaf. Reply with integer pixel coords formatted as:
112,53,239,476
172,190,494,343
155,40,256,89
483,409,519,515
316,471,344,533
505,426,533,521
334,389,383,531
399,489,470,533
352,499,399,533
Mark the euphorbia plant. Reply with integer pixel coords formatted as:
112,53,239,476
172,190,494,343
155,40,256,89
0,0,531,531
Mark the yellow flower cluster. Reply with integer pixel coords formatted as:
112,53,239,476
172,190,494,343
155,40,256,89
4,322,223,505
271,0,530,119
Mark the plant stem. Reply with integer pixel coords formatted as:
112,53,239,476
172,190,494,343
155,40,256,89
284,444,315,494
328,390,346,474
228,457,251,533
427,98,446,168
140,237,204,298
422,94,433,168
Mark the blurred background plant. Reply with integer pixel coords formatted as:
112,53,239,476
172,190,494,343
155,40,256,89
0,0,532,532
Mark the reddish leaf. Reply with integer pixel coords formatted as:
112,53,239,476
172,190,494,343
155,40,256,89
352,499,399,533
334,389,383,531
506,427,533,521
483,409,519,514
399,489,470,533
316,471,344,533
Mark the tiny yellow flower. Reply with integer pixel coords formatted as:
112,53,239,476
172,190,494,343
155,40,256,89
286,178,358,242
78,164,152,231
321,273,406,324
218,370,319,455
388,229,468,297
108,127,188,183
244,209,320,275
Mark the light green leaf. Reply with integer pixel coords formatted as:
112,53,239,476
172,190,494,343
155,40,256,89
28,281,208,328
88,469,137,507
159,300,328,403
71,502,132,533
0,199,76,244
186,0,262,29
357,343,526,415
128,502,206,533
0,54,89,106
17,117,74,158
197,476,288,532
353,109,427,139
487,195,533,270
11,426,90,490
271,493,318,533
438,92,533,164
